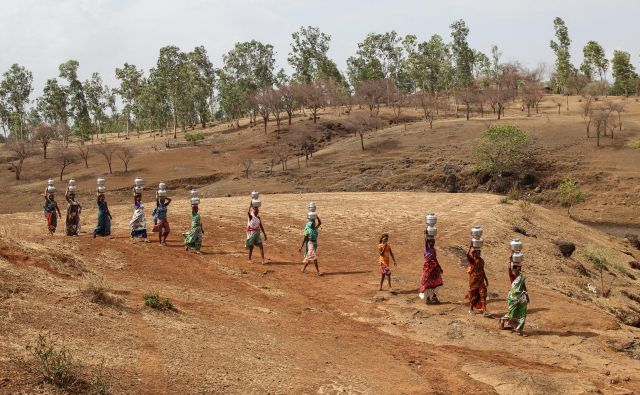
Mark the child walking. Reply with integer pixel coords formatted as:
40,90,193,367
378,233,397,290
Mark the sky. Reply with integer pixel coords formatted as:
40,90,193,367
1,0,639,97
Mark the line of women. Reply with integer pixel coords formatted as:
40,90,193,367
43,186,528,335
379,228,529,336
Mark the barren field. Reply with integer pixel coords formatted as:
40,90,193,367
1,192,639,394
1,95,640,394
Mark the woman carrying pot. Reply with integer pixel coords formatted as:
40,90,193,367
93,192,112,238
465,244,489,316
500,262,529,336
43,189,62,235
300,215,321,275
65,189,82,236
245,204,267,263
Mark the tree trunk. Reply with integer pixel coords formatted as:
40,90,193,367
360,133,364,151
466,103,470,121
173,112,177,139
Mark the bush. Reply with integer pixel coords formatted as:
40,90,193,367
81,279,123,307
558,176,586,216
185,132,205,144
144,292,174,310
20,334,83,390
628,138,640,149
473,124,530,176
584,245,614,297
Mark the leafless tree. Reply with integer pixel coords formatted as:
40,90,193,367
5,139,36,180
269,89,284,134
76,144,90,168
389,85,407,121
270,142,289,170
303,81,328,123
356,79,386,117
416,91,436,130
581,101,593,137
280,84,297,125
33,123,56,159
94,143,119,174
116,145,135,173
609,102,624,131
53,146,77,181
457,87,475,120
254,87,271,134
522,81,544,117
241,159,253,178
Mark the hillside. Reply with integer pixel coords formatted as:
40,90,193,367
1,192,639,394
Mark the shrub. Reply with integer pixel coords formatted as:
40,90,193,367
144,292,174,310
558,176,586,216
473,124,530,176
519,199,535,222
185,132,205,145
584,245,614,297
20,334,83,390
628,138,640,149
81,279,123,307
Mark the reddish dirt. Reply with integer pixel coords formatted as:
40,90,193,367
1,192,639,394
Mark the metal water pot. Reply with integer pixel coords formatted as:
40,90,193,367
471,237,484,248
191,197,200,205
471,226,483,239
307,211,317,220
251,199,261,207
426,226,437,237
190,189,199,198
157,189,167,197
97,186,106,194
68,179,76,187
158,182,166,190
134,177,144,187
425,213,437,226
68,185,77,193
134,187,143,195
47,178,55,186
308,202,317,212
47,185,56,194
512,252,524,263
97,177,105,186
510,238,523,252
251,191,259,200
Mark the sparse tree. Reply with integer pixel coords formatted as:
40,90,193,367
95,143,118,174
271,142,290,170
33,122,56,159
549,17,573,95
0,64,33,140
558,176,585,217
611,50,637,97
416,91,436,130
53,147,76,181
241,159,253,178
76,144,90,168
116,146,135,173
5,138,35,180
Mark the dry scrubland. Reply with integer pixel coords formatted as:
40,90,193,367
0,95,640,393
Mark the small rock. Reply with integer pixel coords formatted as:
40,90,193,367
629,261,640,270
512,226,529,236
371,295,385,302
534,186,542,193
554,240,576,257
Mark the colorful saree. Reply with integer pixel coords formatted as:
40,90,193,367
183,213,203,250
502,273,528,331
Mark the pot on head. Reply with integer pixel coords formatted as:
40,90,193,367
158,181,166,190
307,211,317,220
97,186,106,194
251,191,259,200
47,185,56,194
426,226,437,237
471,237,484,249
425,213,437,226
47,178,55,186
134,177,144,187
157,189,167,197
251,199,261,208
134,186,143,195
190,189,199,198
510,238,523,252
97,177,105,186
68,185,77,193
512,252,524,263
68,179,76,187
471,225,483,239
308,202,317,212
191,197,200,206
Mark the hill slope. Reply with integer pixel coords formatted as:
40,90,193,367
1,192,639,393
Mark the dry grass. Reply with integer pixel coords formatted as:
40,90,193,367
81,278,123,307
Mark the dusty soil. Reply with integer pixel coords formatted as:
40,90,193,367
1,192,639,394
